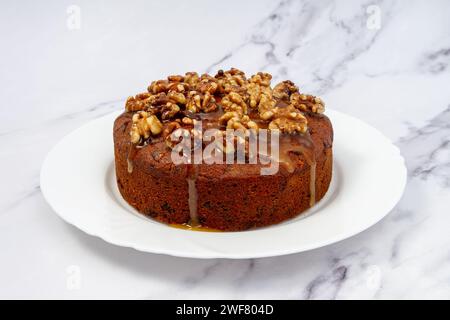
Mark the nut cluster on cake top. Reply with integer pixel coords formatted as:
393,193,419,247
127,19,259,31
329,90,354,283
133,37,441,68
125,68,325,145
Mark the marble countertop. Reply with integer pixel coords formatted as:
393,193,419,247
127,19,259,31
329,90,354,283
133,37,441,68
1,0,449,299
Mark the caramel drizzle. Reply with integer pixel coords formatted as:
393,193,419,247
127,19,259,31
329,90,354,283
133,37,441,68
127,158,133,173
126,142,139,173
278,133,316,207
186,164,199,227
170,223,221,232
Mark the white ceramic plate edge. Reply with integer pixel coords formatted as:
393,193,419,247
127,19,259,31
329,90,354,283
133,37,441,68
40,109,407,259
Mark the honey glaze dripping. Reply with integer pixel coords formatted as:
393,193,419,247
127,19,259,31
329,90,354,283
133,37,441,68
186,106,225,130
170,223,221,232
186,164,200,227
126,142,139,173
127,159,133,173
278,132,317,207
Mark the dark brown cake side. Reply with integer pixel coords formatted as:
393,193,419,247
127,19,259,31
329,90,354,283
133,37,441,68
114,112,332,231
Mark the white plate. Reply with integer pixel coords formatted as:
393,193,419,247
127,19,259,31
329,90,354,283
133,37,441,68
40,110,406,259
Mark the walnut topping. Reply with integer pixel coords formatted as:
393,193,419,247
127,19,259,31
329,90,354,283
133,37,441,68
182,117,194,125
167,75,184,82
125,68,325,143
168,82,189,93
186,91,217,113
221,91,248,115
186,91,201,113
273,80,298,100
264,103,308,134
184,72,200,87
219,111,240,126
162,121,181,139
126,95,148,112
125,92,165,112
257,88,276,117
234,115,258,131
167,91,186,104
130,111,163,144
196,78,219,94
268,103,308,134
202,92,217,112
215,68,248,93
268,116,307,134
249,72,272,87
290,93,325,113
148,80,169,94
246,83,260,109
161,102,180,120
219,112,258,131
246,73,275,119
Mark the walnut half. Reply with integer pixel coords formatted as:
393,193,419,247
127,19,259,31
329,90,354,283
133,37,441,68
130,111,163,144
268,116,307,134
219,112,258,131
290,93,325,114
267,104,308,134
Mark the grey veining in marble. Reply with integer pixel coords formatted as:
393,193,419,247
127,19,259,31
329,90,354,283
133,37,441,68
0,0,449,299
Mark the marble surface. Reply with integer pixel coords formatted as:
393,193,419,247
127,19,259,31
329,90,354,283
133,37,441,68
1,0,449,299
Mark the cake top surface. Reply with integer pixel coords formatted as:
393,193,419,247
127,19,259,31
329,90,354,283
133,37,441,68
124,68,325,145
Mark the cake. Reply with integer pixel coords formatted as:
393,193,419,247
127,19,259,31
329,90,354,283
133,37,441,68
114,68,333,231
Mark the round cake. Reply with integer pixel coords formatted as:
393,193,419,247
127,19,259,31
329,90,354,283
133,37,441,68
114,68,333,231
